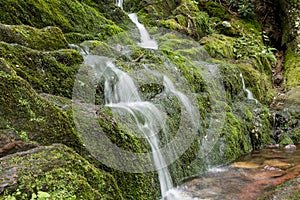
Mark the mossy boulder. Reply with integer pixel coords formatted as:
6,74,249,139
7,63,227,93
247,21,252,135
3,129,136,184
0,58,82,152
0,144,123,200
41,93,160,199
200,33,236,59
130,0,212,40
0,24,68,50
278,0,300,90
284,48,300,90
203,1,230,20
237,62,275,105
0,42,83,98
0,0,124,36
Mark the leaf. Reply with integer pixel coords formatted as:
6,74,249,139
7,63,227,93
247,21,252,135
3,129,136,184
37,191,51,199
31,193,37,200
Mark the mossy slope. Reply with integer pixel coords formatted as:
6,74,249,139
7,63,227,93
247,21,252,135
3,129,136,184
0,144,123,200
0,42,83,98
0,58,82,150
0,24,68,50
0,0,123,36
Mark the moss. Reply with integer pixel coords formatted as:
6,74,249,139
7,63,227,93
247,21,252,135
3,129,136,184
64,32,94,44
134,0,212,40
0,58,82,150
285,88,300,110
43,91,159,199
204,1,230,20
0,144,123,200
80,0,131,29
0,24,68,50
237,62,275,105
221,111,252,161
0,0,123,35
218,63,244,102
0,42,83,98
97,24,124,41
278,133,294,146
71,104,159,199
284,48,300,90
200,33,236,59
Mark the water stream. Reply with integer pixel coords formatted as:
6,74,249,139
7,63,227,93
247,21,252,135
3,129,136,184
240,73,258,103
116,0,123,9
169,145,300,200
114,1,173,196
103,60,173,195
128,13,158,49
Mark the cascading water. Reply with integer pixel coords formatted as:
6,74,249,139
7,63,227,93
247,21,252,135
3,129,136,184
116,0,157,49
103,60,173,196
116,0,123,9
240,73,258,103
114,1,172,196
128,13,158,49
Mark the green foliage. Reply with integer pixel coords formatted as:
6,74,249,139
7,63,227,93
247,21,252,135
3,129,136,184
228,0,254,18
233,32,277,75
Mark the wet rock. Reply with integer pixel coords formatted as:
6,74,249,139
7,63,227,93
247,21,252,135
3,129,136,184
0,144,122,199
0,24,68,51
284,144,297,151
231,161,261,169
263,159,293,170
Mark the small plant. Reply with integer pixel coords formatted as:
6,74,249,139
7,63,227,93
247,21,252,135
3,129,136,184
233,32,277,73
228,0,255,18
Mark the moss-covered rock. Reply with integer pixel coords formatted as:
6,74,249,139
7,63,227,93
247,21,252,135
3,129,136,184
0,58,82,152
0,144,123,200
0,42,83,98
0,24,68,50
0,0,124,36
41,93,160,199
237,62,275,105
200,33,236,59
203,1,230,20
64,32,94,44
284,48,300,90
277,0,300,146
130,0,212,40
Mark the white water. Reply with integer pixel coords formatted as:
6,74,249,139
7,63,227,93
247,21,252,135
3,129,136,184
102,60,173,196
128,13,158,49
240,73,258,103
116,0,123,9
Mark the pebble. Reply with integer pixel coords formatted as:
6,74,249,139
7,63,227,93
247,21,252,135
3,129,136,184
284,144,297,151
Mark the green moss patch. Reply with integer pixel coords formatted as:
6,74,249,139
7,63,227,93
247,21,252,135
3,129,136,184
0,0,123,35
0,24,68,50
0,58,82,150
0,42,83,98
0,144,122,200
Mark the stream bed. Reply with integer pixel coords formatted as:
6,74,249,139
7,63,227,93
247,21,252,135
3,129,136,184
168,145,300,200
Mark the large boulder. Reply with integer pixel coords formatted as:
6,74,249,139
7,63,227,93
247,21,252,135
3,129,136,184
0,144,123,200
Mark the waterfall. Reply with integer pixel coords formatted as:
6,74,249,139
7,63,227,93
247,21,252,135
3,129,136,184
128,13,158,49
240,73,258,103
102,60,173,196
116,0,123,9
